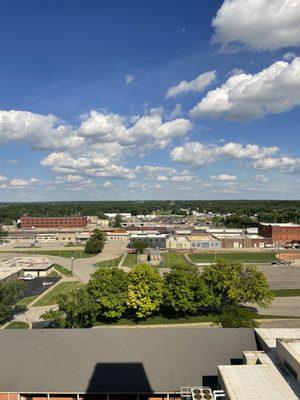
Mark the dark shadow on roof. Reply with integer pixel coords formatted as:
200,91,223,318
86,363,152,393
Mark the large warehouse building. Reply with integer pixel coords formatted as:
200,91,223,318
20,215,90,229
258,223,300,245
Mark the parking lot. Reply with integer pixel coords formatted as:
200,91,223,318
22,276,60,298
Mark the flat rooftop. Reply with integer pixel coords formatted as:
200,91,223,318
255,328,300,349
219,363,298,400
0,328,256,394
0,257,53,271
279,338,300,364
0,265,23,281
260,223,300,228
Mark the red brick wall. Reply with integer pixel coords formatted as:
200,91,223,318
0,394,18,400
258,224,300,244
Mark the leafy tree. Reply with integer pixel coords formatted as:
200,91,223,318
84,239,105,254
130,240,147,254
84,228,107,254
127,264,164,319
202,259,273,309
42,287,96,328
215,305,259,328
0,280,25,324
87,268,128,320
164,265,213,316
90,228,107,242
113,213,122,228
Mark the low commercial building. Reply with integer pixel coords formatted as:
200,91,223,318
166,236,191,250
0,265,24,283
258,223,300,245
0,257,54,278
213,233,271,249
187,234,221,251
129,233,168,249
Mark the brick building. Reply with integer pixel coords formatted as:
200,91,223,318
20,215,89,230
258,223,300,245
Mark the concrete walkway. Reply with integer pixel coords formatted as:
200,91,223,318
256,296,300,317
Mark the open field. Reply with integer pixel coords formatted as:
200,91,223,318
188,252,276,264
272,289,300,297
33,281,83,307
0,249,91,258
122,253,138,267
94,256,123,268
5,321,29,329
161,252,190,267
16,295,38,307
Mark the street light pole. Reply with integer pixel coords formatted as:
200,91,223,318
70,256,74,275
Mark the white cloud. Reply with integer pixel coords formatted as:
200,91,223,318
252,156,300,172
125,74,135,84
169,103,183,119
227,68,244,76
9,178,39,187
103,181,113,188
166,71,216,98
0,110,83,150
156,175,169,182
190,57,300,120
212,0,300,51
0,175,7,182
253,174,269,182
170,141,278,166
171,174,194,182
211,174,237,181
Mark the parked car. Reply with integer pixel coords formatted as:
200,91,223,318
42,281,53,286
21,274,34,280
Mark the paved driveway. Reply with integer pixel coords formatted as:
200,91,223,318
256,296,300,317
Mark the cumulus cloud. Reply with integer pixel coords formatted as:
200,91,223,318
170,141,278,166
211,174,237,181
166,71,216,98
0,110,84,150
252,156,300,172
212,0,300,51
190,57,300,120
253,174,269,182
283,52,297,60
103,181,113,188
79,108,192,149
125,74,135,84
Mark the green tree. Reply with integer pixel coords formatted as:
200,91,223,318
130,240,147,254
127,264,164,319
215,305,259,328
202,259,273,309
87,268,128,320
84,228,107,254
164,265,212,316
113,214,122,228
42,287,96,328
84,239,105,254
0,280,25,324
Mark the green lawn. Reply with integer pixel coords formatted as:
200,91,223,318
5,321,29,329
54,264,72,276
272,289,300,297
33,281,83,307
188,252,276,264
16,295,38,307
122,253,138,267
161,252,190,267
94,314,218,326
94,256,122,268
0,249,91,258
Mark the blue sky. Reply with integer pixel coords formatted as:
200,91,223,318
0,0,300,200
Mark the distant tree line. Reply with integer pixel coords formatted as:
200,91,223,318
0,200,300,226
42,260,273,328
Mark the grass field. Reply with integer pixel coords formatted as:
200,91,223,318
33,281,83,307
0,249,91,258
16,295,38,307
272,288,300,297
54,264,72,276
122,253,138,267
161,252,190,267
188,252,276,264
94,256,123,268
5,321,29,329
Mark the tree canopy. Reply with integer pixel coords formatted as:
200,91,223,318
0,280,25,324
